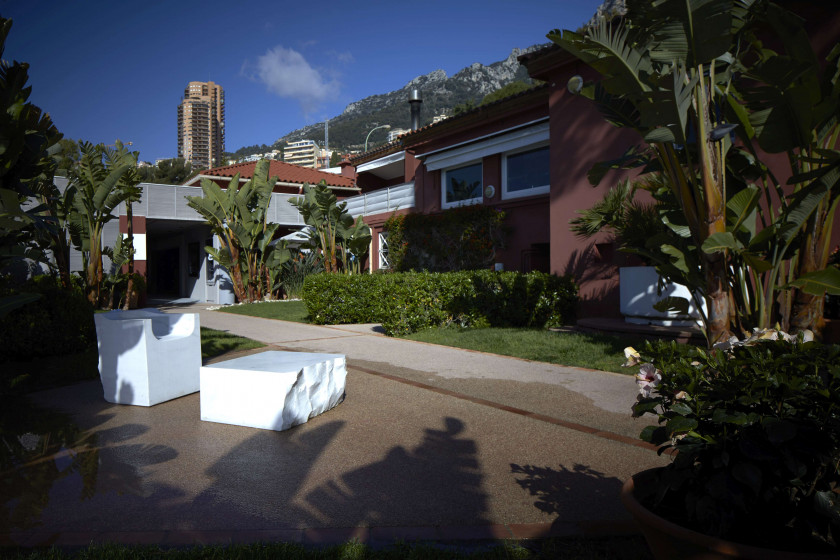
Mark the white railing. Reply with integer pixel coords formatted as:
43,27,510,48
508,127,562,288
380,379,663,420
113,183,305,226
344,182,415,218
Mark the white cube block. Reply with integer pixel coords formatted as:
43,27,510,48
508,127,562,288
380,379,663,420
200,351,347,431
94,309,201,406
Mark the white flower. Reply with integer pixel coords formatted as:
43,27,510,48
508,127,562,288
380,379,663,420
675,390,689,400
713,335,740,351
623,346,642,367
636,363,662,398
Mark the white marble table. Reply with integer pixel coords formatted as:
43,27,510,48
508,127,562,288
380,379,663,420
200,351,347,431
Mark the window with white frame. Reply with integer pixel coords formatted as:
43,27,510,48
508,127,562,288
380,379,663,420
378,232,390,269
442,162,482,209
502,145,550,200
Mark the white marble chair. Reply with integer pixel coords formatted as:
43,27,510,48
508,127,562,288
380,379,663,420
94,309,201,406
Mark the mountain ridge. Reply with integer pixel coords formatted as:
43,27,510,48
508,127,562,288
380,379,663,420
266,43,548,153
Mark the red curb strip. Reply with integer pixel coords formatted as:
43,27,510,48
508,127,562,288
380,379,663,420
350,365,659,453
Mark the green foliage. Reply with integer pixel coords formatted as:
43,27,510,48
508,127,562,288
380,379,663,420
384,205,507,272
186,159,290,302
480,81,535,106
217,300,310,323
290,182,371,274
200,327,265,359
302,270,578,336
404,327,644,374
630,337,840,552
0,275,95,365
0,17,64,292
68,141,141,307
136,157,197,185
552,0,840,344
329,150,342,167
280,249,324,299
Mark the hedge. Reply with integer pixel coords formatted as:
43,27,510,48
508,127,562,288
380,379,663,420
302,270,578,336
0,275,96,362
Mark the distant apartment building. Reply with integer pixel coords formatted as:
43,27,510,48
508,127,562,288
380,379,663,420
177,81,225,170
284,140,317,168
387,128,409,142
316,148,336,169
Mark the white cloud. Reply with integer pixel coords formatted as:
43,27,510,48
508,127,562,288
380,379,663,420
332,50,355,64
243,46,339,115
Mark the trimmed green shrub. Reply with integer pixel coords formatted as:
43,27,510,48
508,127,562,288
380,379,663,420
302,270,578,336
0,275,96,362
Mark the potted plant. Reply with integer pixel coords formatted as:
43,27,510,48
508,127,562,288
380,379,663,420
621,333,840,558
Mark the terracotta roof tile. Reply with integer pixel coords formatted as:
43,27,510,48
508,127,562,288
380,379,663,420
190,160,355,189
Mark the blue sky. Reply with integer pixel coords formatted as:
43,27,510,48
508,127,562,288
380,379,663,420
2,0,601,163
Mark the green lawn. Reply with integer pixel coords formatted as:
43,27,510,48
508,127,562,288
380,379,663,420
401,327,644,374
200,327,265,359
211,301,643,374
216,300,310,323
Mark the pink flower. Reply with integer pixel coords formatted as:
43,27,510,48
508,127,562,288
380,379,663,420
636,363,662,398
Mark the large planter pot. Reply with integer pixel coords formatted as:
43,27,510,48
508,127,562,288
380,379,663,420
620,266,706,327
621,468,840,560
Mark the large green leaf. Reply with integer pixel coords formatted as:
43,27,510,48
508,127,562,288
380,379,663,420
787,267,840,296
726,184,760,233
550,19,651,96
653,296,691,315
702,231,743,254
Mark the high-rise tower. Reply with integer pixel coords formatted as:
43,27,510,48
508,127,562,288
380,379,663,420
177,81,225,170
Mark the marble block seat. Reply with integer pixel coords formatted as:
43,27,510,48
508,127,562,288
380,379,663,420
94,309,201,406
200,351,347,431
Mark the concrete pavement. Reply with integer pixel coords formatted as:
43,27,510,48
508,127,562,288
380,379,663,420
5,304,669,548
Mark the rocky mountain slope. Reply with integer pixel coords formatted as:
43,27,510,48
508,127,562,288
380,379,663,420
275,44,547,152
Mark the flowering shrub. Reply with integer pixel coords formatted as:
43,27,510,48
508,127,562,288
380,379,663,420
302,270,577,336
627,332,840,553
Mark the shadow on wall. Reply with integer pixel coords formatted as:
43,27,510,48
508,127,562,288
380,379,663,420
562,244,622,318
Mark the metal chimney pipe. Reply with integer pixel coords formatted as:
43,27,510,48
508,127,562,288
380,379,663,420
409,89,422,131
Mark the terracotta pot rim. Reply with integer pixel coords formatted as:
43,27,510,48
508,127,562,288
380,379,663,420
621,467,840,560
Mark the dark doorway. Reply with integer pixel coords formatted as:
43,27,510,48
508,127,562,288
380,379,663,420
151,247,180,296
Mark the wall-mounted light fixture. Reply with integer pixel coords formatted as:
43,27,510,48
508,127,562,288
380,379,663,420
567,75,584,95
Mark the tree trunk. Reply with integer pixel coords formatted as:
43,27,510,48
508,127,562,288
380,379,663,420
790,212,825,335
122,201,134,310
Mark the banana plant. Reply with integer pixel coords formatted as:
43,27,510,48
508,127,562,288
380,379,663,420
67,142,136,306
725,2,840,332
551,0,840,343
291,181,370,273
338,214,373,274
186,159,289,302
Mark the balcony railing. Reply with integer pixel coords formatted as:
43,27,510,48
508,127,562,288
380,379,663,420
343,182,415,218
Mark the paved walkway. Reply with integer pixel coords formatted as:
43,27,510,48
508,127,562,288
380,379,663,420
7,304,669,548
